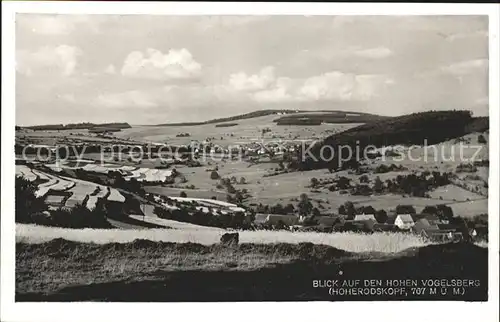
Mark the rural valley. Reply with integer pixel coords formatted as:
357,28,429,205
15,109,489,301
10,14,492,305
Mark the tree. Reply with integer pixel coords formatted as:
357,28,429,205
312,207,321,217
478,134,487,144
360,205,376,214
298,193,313,216
226,184,237,194
337,176,351,189
310,177,319,188
373,176,384,193
284,203,295,214
15,177,48,223
359,175,369,183
210,171,220,180
395,205,416,214
234,191,244,204
374,210,388,223
239,177,246,185
180,191,187,198
436,204,454,221
271,203,285,215
343,201,356,219
422,205,438,215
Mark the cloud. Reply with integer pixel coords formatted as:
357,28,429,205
96,90,159,108
16,45,82,76
200,16,271,30
353,47,394,59
58,93,76,103
447,30,488,42
441,59,488,76
121,48,202,80
252,78,295,103
105,64,116,74
228,66,276,92
251,70,394,103
475,97,488,105
17,15,99,35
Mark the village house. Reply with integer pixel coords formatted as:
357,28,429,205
394,214,415,230
315,215,341,227
372,223,397,232
411,215,462,242
353,214,377,222
253,213,299,228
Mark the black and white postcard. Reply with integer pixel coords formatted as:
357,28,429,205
1,2,499,322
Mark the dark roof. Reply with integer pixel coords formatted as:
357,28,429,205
412,219,439,233
411,214,426,222
373,223,396,231
316,216,340,226
424,214,441,224
437,224,459,231
386,215,397,225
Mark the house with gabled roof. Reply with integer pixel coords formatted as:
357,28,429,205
315,215,341,227
253,213,299,228
394,214,415,230
412,218,439,234
353,214,376,222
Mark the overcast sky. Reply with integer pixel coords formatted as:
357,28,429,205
16,15,488,126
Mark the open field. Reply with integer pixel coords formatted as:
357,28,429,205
114,115,362,145
16,238,488,301
16,128,140,146
17,223,430,253
428,184,486,202
129,215,224,231
16,165,126,209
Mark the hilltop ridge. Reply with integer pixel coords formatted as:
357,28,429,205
154,109,388,127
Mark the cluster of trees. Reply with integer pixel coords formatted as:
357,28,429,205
50,201,113,229
109,173,146,197
15,177,49,224
456,163,478,173
213,177,249,205
26,122,131,131
421,204,455,221
153,206,255,230
327,172,452,198
254,203,296,215
337,201,388,223
384,172,451,197
250,193,320,218
327,176,384,195
374,164,406,174
262,128,272,135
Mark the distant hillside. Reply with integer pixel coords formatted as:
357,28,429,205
154,109,386,127
22,122,132,131
274,111,388,125
291,110,489,171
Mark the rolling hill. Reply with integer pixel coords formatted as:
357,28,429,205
154,110,389,127
291,110,489,171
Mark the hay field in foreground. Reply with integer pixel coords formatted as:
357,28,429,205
16,223,430,253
